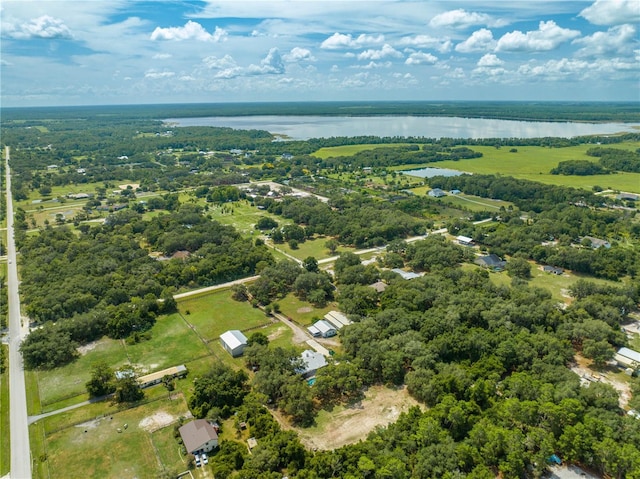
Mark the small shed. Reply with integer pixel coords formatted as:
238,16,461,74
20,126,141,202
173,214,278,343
542,265,564,275
179,419,219,455
220,330,248,357
456,235,474,246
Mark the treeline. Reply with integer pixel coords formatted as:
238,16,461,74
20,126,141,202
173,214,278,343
429,174,601,212
587,146,640,173
550,159,609,176
18,205,273,369
4,100,640,122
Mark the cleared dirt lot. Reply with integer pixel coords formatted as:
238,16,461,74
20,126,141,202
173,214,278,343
271,385,423,450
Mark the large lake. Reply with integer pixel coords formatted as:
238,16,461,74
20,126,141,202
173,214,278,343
164,115,639,140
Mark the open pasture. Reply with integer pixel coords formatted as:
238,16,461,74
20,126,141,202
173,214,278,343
177,288,272,341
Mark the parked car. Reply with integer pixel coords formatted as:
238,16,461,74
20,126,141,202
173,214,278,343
194,454,201,467
201,453,208,465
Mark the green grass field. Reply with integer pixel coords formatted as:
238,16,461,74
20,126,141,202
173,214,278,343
37,313,209,409
0,346,9,476
206,199,292,236
177,289,272,341
276,294,337,326
312,143,416,159
407,143,640,193
42,395,191,479
275,236,355,261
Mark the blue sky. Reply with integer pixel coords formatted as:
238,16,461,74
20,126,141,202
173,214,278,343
1,0,639,107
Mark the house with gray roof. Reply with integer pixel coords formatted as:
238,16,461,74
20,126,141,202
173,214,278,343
179,419,218,455
296,350,328,379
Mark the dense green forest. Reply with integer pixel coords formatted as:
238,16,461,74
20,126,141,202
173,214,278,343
3,101,640,122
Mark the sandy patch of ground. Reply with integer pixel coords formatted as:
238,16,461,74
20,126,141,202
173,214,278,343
118,183,140,190
272,385,423,451
77,340,101,356
138,411,177,432
268,326,286,341
297,307,313,313
76,418,102,430
571,354,631,408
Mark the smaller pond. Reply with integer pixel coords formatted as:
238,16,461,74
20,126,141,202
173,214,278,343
402,167,466,178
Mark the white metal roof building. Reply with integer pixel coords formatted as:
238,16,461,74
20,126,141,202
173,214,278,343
311,319,337,338
324,311,352,328
615,347,640,369
220,330,248,357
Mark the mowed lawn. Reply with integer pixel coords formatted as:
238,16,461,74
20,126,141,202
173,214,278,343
277,294,337,326
276,236,355,261
43,395,191,479
37,313,208,409
206,199,292,236
178,289,272,341
420,143,640,193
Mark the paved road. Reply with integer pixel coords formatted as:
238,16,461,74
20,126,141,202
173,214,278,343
6,146,32,478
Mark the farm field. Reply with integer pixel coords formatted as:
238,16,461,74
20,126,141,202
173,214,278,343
406,142,640,193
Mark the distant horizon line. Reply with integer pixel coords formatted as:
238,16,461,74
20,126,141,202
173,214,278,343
2,99,639,111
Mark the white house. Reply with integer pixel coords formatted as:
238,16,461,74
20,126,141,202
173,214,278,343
428,188,446,198
220,330,248,357
179,419,218,455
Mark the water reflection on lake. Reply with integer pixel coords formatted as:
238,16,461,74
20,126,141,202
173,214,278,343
164,115,639,140
402,167,465,178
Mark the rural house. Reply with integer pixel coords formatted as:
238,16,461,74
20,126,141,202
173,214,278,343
220,330,248,357
179,419,218,455
296,350,328,379
475,254,507,271
428,188,446,197
615,347,640,371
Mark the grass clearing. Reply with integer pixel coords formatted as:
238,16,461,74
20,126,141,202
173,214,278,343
37,313,208,408
276,236,355,261
277,294,337,326
43,395,190,479
178,289,272,341
206,199,291,236
0,346,9,476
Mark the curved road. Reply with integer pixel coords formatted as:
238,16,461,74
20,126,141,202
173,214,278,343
6,146,32,478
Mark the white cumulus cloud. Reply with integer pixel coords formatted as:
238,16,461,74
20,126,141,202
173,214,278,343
496,21,580,52
4,15,73,39
455,28,496,53
573,24,637,57
150,21,227,42
321,32,385,49
247,48,285,74
405,52,438,65
430,9,507,29
203,54,237,70
477,53,504,67
152,53,172,60
580,0,640,26
145,70,175,79
283,47,315,62
357,44,402,61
